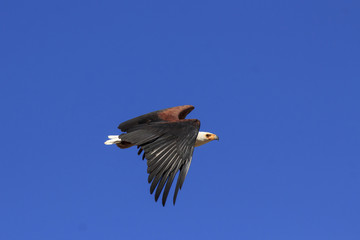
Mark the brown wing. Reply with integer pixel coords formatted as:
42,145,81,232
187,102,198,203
118,105,194,132
118,119,200,206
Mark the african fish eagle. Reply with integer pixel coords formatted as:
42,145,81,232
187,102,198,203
104,105,219,206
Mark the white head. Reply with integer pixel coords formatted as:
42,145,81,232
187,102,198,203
195,131,219,147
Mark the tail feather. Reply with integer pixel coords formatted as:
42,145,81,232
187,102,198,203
104,135,121,145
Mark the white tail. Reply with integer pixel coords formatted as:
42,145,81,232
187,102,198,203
104,135,121,145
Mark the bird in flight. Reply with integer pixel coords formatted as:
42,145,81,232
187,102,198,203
105,105,219,206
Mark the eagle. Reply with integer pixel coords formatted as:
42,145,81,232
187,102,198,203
104,105,219,206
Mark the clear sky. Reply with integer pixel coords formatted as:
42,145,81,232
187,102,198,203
1,0,360,239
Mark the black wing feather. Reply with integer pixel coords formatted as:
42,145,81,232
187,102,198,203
162,166,179,206
173,154,193,205
120,120,200,206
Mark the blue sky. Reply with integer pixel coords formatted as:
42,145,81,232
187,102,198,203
1,0,360,239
